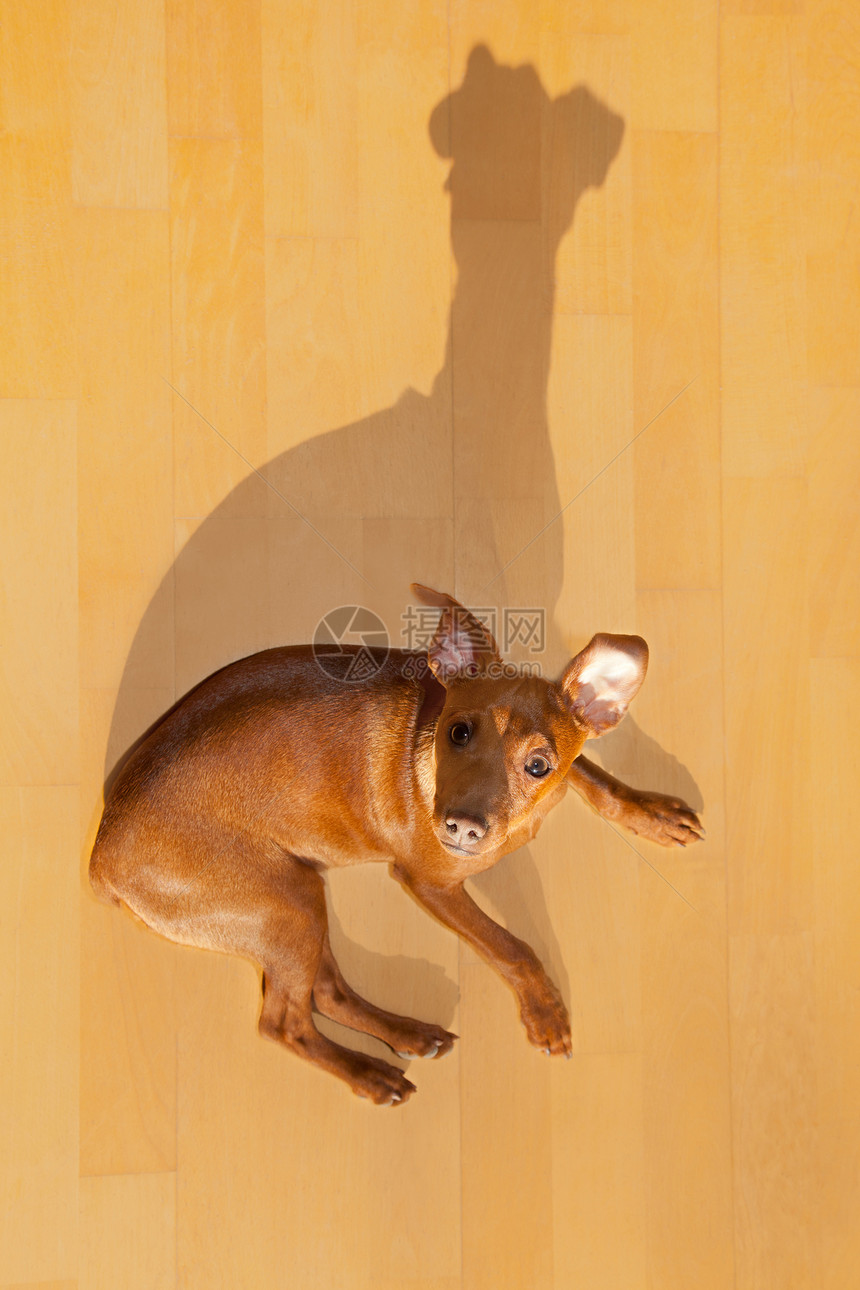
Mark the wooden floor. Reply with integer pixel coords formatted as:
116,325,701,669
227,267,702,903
2,1,858,1286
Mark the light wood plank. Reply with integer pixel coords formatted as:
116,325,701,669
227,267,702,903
723,479,812,935
79,901,177,1177
633,132,720,591
812,659,860,1287
166,0,263,139
550,1055,647,1289
635,593,733,1289
169,137,267,519
0,401,78,785
0,0,70,141
0,789,78,1286
807,2,860,385
355,0,450,408
69,0,169,209
79,682,177,1183
723,0,800,12
262,0,358,239
0,136,76,400
542,32,631,319
808,388,860,658
449,0,541,76
812,662,860,1118
719,14,842,1287
459,957,554,1290
550,315,635,532
75,209,177,1177
80,1173,175,1290
264,235,367,449
75,209,174,694
0,0,75,399
1,1282,77,1290
729,933,820,1288
720,15,807,478
540,802,642,1057
551,314,636,646
631,0,718,133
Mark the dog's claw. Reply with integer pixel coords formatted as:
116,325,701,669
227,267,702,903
393,1026,456,1061
398,1040,441,1060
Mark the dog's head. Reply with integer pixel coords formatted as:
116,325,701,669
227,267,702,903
412,585,648,860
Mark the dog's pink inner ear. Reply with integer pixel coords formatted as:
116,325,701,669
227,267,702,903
427,606,500,684
560,633,648,735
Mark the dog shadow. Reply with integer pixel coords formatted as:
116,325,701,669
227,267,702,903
106,46,699,1031
595,716,704,814
108,46,628,769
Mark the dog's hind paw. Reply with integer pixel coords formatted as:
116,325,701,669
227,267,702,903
352,1057,417,1107
392,1022,457,1061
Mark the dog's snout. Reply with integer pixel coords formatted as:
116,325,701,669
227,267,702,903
443,811,489,848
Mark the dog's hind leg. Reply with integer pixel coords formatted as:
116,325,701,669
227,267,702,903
311,935,456,1060
253,860,418,1106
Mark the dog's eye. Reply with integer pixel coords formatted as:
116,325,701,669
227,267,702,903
525,755,551,778
449,722,472,746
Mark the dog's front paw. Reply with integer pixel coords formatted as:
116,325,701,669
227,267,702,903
519,982,572,1058
616,788,704,848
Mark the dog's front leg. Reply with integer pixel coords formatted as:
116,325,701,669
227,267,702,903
393,867,571,1057
567,754,704,847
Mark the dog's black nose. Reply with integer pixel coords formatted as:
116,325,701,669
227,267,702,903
443,812,488,847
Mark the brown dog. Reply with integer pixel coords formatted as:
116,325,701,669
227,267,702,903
90,585,702,1105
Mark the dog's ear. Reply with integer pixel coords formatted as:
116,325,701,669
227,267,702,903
559,633,648,735
411,584,501,684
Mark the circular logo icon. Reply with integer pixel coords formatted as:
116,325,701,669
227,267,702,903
312,606,389,682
